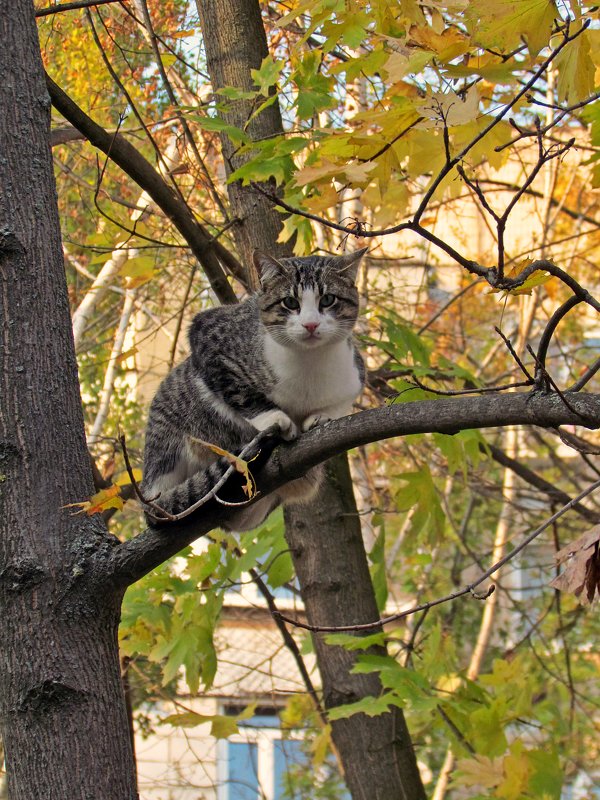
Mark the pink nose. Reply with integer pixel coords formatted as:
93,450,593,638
303,322,320,333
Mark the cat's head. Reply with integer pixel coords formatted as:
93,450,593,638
254,248,367,350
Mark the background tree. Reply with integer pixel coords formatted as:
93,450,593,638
1,1,599,798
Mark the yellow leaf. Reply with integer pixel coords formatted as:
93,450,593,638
307,183,339,212
115,468,143,486
416,86,480,128
120,255,156,288
344,161,377,185
383,50,411,83
555,29,596,104
408,24,470,61
488,259,554,296
467,0,558,56
498,742,531,800
455,755,504,789
64,484,124,516
295,159,345,186
311,724,332,766
191,438,256,498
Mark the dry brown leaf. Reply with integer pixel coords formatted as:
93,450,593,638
550,525,600,605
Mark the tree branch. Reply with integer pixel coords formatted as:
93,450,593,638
100,390,600,587
273,477,600,633
487,442,600,524
45,72,239,305
35,0,124,17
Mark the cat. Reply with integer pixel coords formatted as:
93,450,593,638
141,247,367,531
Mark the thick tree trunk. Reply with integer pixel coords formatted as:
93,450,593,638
196,0,292,286
196,2,425,797
0,3,137,797
285,456,426,800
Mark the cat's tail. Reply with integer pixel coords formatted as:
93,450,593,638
141,428,282,529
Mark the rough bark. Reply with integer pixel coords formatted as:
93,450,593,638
196,0,292,285
284,456,426,800
195,1,426,796
0,3,137,797
105,389,600,586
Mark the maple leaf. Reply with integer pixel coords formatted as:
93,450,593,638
416,86,480,129
555,28,596,105
64,484,125,516
408,23,469,61
550,525,600,605
455,754,504,789
467,0,558,56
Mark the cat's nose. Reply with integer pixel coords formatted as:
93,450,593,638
303,322,320,333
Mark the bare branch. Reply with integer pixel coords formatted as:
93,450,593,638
487,442,600,524
494,327,535,382
273,478,600,633
570,356,600,392
536,295,582,381
35,0,125,17
45,73,238,305
100,390,600,587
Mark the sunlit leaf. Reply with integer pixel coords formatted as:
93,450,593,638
63,484,124,516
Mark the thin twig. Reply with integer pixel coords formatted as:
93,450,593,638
494,327,534,381
272,479,600,633
526,345,590,420
119,429,278,523
569,355,600,392
407,376,532,397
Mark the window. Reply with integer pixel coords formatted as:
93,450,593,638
217,707,349,800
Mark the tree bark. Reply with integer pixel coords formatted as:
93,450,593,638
196,0,292,286
195,1,426,797
0,3,137,797
285,456,426,800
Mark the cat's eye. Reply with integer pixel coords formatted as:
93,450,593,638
320,294,336,308
282,296,300,311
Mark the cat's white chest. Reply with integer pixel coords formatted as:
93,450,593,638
264,335,362,423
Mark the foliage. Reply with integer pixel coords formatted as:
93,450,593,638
43,0,600,797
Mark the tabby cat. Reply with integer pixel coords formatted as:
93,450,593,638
142,248,367,530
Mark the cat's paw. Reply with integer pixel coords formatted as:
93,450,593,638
251,409,299,441
301,414,332,432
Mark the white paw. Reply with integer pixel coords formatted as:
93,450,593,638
301,414,332,432
251,409,299,441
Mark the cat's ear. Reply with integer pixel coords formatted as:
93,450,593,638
334,247,368,282
253,251,287,287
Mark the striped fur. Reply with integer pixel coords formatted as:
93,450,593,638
142,248,367,530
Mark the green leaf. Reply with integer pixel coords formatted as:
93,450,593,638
216,86,258,101
210,714,241,739
527,747,562,799
369,523,388,611
251,55,285,95
324,632,387,650
161,709,256,739
189,114,249,147
327,693,396,720
393,466,446,545
470,703,508,757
